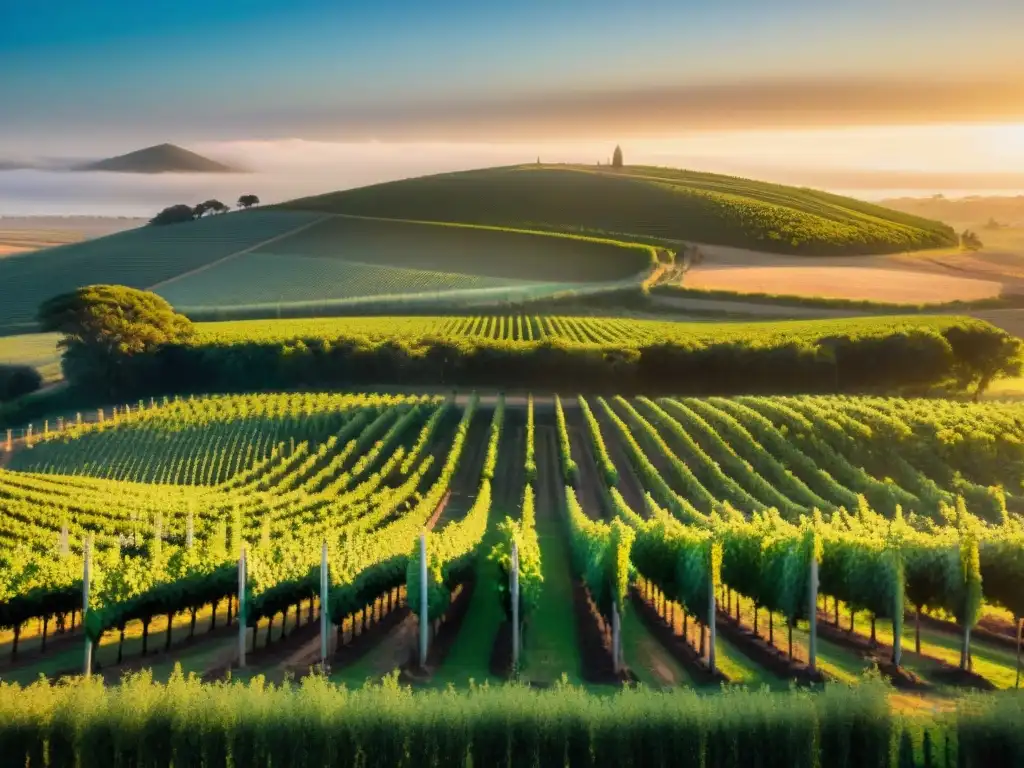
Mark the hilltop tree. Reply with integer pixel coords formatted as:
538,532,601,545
612,145,624,168
38,285,194,397
237,194,260,209
149,204,196,227
960,230,983,251
195,199,228,217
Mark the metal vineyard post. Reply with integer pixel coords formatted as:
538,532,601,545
511,540,520,670
419,532,429,668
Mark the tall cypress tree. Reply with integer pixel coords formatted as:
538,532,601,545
612,145,623,168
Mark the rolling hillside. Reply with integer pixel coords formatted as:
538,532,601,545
277,164,957,255
0,211,323,334
76,143,239,174
0,209,652,334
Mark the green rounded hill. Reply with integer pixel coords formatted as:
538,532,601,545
277,164,956,256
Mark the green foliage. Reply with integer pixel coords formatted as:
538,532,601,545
957,526,983,629
149,204,196,226
0,364,42,402
0,673,915,768
524,395,537,484
564,486,634,619
554,395,579,484
578,396,618,486
0,211,320,335
481,396,505,481
489,484,543,627
276,164,956,256
38,285,194,397
89,313,1016,400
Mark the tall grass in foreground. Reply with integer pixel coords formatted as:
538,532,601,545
0,669,983,768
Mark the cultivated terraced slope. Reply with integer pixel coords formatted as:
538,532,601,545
277,165,956,256
0,211,323,335
0,209,652,334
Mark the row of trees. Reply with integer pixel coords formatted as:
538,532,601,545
149,195,260,226
36,286,1022,403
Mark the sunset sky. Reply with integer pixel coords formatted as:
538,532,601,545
2,0,1024,184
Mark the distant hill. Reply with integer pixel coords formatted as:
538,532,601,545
276,164,958,256
76,143,238,174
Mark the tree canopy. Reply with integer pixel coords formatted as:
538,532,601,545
960,230,983,251
612,145,624,168
237,194,260,209
150,198,234,226
194,199,229,218
149,204,195,226
0,365,42,402
38,285,194,397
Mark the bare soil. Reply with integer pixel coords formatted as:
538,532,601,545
401,577,476,681
685,265,1001,303
815,610,992,691
629,588,725,685
714,609,825,686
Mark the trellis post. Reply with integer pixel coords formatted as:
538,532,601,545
511,541,520,670
419,532,429,668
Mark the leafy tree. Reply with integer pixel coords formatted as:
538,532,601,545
960,230,983,251
945,324,1023,400
0,365,42,402
37,285,194,397
194,199,228,218
612,145,624,168
237,194,260,209
202,199,229,215
149,204,196,226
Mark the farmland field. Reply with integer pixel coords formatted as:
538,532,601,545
0,216,145,258
0,211,324,335
278,164,957,255
2,391,1022,694
3,390,1023,763
0,313,1011,398
189,311,990,346
0,209,655,334
681,265,1002,303
155,253,545,310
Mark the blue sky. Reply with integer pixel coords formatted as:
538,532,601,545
2,0,1024,154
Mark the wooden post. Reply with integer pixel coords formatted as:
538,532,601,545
4,429,10,452
808,554,819,674
320,541,329,668
892,597,903,668
961,624,972,672
1015,616,1022,689
612,602,622,675
419,532,429,668
511,540,520,671
238,546,247,668
83,534,93,677
708,572,717,675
